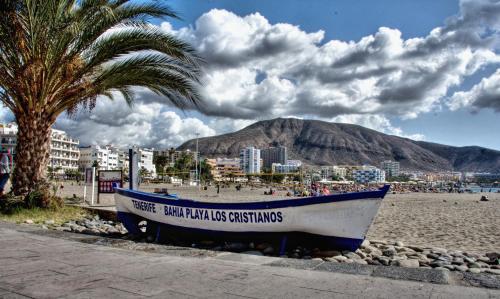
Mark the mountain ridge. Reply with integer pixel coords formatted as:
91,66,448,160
177,118,500,172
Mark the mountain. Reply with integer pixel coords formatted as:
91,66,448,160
177,118,500,172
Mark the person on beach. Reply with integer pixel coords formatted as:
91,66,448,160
0,148,12,196
322,185,330,195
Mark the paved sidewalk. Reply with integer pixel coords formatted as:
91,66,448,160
0,224,499,298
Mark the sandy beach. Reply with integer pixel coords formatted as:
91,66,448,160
59,182,500,254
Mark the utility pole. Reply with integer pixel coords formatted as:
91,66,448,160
195,133,200,189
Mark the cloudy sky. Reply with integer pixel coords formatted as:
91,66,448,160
4,0,500,149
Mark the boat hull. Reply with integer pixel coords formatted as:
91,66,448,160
115,186,389,251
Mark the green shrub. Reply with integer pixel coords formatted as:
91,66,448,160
0,195,25,214
24,182,64,210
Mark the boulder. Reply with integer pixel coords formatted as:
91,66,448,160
394,259,420,268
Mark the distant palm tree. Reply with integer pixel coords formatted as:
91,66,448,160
0,1,202,196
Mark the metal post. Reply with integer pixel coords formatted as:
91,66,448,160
91,167,95,205
83,184,87,203
129,148,139,190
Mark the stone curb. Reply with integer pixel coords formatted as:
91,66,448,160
4,221,500,290
265,259,449,284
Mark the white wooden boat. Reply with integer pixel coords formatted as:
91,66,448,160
115,185,390,251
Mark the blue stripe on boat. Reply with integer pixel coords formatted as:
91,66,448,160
115,184,390,210
117,211,364,251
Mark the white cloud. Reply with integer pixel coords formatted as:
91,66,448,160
155,2,500,123
55,97,215,148
331,114,425,141
448,68,500,112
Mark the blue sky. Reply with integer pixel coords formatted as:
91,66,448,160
47,0,500,150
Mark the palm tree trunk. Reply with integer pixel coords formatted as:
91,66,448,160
12,115,52,196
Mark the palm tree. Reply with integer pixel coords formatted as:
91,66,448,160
0,1,202,196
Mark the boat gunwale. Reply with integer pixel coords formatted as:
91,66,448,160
115,185,390,210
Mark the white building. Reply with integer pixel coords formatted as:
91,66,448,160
332,166,347,179
352,166,385,184
272,163,300,174
240,146,261,174
50,129,80,173
321,166,347,180
381,160,400,177
0,123,80,174
79,145,122,171
286,160,302,167
138,148,156,177
0,123,18,155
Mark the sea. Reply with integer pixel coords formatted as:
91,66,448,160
459,187,500,193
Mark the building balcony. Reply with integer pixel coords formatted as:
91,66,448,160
51,137,79,145
50,146,80,153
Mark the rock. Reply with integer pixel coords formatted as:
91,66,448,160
468,268,482,274
242,251,264,256
262,246,274,255
478,262,490,268
255,243,271,251
367,259,381,265
44,219,55,225
312,258,323,262
376,256,390,266
93,214,100,221
418,258,430,266
106,227,119,234
468,262,481,269
452,257,464,265
355,249,367,259
395,241,404,247
325,257,338,263
391,255,407,262
464,256,476,264
41,225,48,229
343,259,354,264
455,265,469,272
332,255,348,262
407,246,424,252
486,252,500,261
431,248,448,254
224,242,247,252
382,247,397,257
24,219,34,224
484,269,500,275
362,246,382,256
427,253,440,260
477,256,490,263
352,259,368,265
480,195,489,201
394,259,420,268
54,226,71,232
361,240,370,248
435,267,450,272
370,240,388,245
443,265,455,270
430,261,446,268
344,251,362,260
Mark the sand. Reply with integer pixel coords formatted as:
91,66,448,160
58,182,500,254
